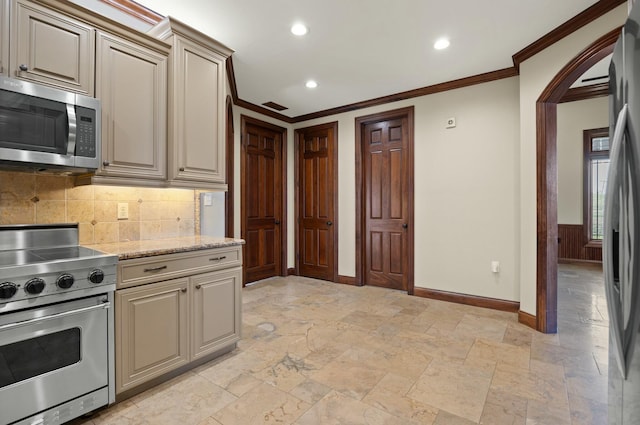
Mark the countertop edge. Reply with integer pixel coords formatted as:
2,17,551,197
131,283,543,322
87,237,245,261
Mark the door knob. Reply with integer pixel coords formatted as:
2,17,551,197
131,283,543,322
326,221,333,226
275,219,281,225
402,223,408,229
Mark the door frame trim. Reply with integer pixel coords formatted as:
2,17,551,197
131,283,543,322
225,96,234,238
240,115,288,285
355,106,415,294
534,27,618,333
294,121,339,281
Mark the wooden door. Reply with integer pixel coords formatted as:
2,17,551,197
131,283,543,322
296,122,338,281
241,116,286,284
356,107,414,292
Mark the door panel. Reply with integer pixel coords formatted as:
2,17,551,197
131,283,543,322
360,109,413,291
241,117,285,284
296,122,338,281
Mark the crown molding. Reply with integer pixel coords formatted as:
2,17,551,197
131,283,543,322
98,0,162,25
513,0,625,70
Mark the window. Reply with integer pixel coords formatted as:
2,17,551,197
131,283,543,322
583,127,609,244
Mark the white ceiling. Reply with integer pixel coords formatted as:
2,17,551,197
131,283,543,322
134,0,604,117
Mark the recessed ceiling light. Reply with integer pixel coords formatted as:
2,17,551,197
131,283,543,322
434,38,450,50
305,80,318,89
291,23,308,36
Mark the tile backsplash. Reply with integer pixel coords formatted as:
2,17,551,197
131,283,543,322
0,171,196,245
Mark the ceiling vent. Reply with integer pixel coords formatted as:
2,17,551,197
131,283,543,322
262,101,288,111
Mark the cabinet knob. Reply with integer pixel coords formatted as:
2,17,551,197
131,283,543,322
18,64,28,72
181,288,187,293
326,221,333,226
179,167,185,172
195,284,202,289
103,161,110,167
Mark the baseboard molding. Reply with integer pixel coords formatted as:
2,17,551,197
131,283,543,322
336,275,359,286
287,268,296,276
518,310,537,330
558,258,602,265
413,287,519,313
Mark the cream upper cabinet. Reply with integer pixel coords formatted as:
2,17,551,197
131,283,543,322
0,1,9,76
95,30,168,183
148,17,233,190
10,0,95,95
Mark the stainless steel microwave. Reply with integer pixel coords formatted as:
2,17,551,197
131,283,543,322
0,76,100,173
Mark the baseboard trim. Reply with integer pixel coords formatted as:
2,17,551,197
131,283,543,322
336,275,359,286
558,258,602,265
413,287,519,313
287,268,296,276
518,310,537,329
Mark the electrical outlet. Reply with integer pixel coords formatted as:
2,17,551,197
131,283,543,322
117,203,129,220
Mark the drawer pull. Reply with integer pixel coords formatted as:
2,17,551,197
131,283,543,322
181,288,187,293
195,284,202,289
209,256,227,261
143,265,168,273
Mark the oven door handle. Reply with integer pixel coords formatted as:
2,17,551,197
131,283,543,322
0,301,110,332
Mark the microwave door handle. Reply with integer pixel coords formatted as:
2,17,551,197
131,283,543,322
66,104,77,156
604,103,628,378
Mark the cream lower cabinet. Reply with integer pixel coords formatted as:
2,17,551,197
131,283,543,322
191,268,242,360
115,246,242,395
116,277,189,394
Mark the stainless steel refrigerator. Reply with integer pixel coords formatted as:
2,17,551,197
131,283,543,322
605,3,640,423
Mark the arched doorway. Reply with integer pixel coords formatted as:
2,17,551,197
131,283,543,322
535,27,620,333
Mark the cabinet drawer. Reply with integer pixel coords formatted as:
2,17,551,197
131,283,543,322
118,246,242,289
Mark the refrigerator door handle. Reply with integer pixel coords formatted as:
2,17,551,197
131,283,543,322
604,103,630,378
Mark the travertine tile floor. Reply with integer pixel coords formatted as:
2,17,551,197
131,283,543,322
75,262,607,424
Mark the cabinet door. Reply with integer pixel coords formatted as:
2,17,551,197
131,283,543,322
190,267,241,360
96,31,167,181
0,1,8,76
170,36,226,184
11,0,94,95
115,277,189,394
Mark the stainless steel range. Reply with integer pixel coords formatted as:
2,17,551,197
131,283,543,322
0,224,117,425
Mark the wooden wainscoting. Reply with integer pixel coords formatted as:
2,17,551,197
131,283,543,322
558,224,602,262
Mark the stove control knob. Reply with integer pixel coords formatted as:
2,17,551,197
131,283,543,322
0,282,17,299
88,269,105,284
56,274,75,289
25,278,45,294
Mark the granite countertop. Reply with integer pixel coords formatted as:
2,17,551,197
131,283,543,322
86,236,245,260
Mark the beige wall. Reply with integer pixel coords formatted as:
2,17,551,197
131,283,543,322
229,77,521,301
0,171,196,245
518,5,626,315
557,97,609,225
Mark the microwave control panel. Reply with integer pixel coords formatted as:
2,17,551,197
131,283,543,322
75,106,96,158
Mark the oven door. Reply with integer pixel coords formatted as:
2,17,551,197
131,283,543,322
0,295,110,425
